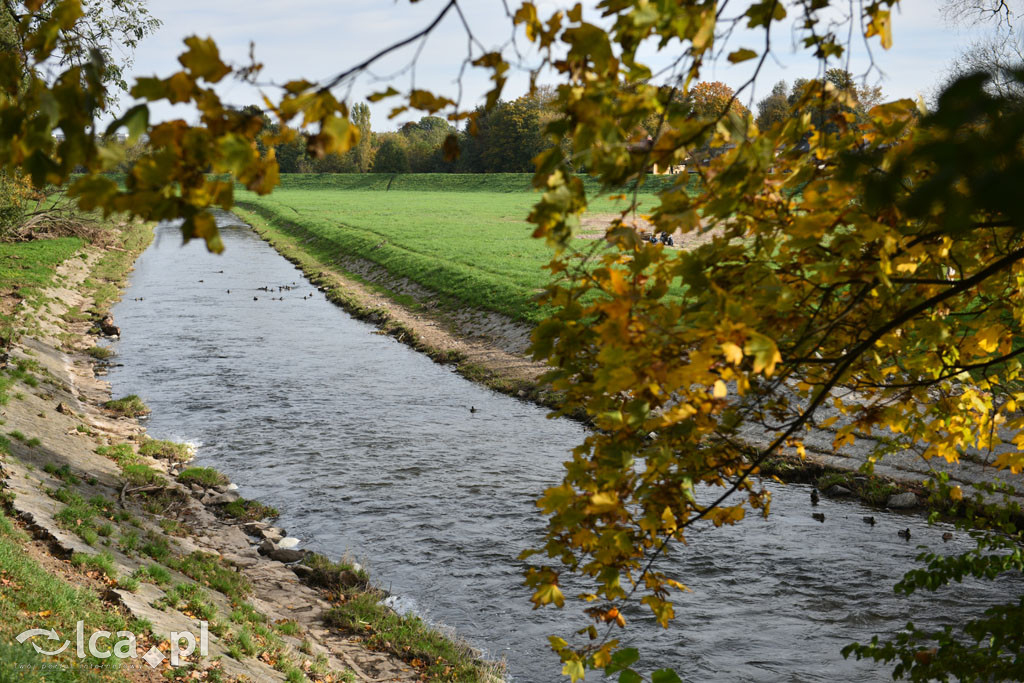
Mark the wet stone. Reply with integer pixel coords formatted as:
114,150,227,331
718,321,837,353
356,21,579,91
887,491,919,509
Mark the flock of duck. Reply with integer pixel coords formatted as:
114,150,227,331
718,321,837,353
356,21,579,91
203,280,319,302
808,487,953,542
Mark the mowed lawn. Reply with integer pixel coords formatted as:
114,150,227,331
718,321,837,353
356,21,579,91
234,174,680,324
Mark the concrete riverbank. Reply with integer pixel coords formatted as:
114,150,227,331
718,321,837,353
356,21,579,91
0,217,497,681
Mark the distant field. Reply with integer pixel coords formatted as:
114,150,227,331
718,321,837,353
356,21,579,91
265,172,698,197
234,174,696,324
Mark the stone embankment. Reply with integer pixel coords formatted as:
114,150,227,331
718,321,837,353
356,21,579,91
2,222,496,681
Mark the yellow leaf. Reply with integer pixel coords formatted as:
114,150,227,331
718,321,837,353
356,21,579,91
548,635,568,652
865,8,892,50
592,646,612,668
562,657,585,682
712,380,727,398
661,506,677,533
532,583,565,609
950,486,963,501
586,492,619,515
976,325,1001,354
744,333,781,376
721,342,743,365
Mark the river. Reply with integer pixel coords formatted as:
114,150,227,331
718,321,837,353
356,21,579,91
104,214,1016,681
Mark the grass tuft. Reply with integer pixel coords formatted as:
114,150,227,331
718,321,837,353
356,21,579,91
85,345,113,360
138,436,192,462
102,394,149,417
70,551,117,580
220,497,278,522
324,590,490,680
121,463,161,486
177,466,227,488
95,442,136,465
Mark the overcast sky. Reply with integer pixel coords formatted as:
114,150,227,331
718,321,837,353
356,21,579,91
122,0,996,130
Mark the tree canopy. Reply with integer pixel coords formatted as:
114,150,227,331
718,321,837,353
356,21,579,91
2,0,1024,681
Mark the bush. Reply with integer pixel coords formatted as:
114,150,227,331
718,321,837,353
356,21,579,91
0,173,29,237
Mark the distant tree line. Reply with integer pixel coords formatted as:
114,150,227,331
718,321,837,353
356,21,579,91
251,90,553,174
102,72,882,179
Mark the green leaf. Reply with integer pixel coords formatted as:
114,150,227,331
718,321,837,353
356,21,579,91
130,77,166,101
218,134,256,176
105,104,149,143
367,87,400,102
651,669,683,683
604,647,639,674
727,48,758,63
178,36,231,82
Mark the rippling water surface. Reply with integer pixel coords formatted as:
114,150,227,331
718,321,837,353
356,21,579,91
104,215,1015,681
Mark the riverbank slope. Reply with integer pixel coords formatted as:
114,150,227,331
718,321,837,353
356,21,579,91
234,177,1024,512
0,216,497,682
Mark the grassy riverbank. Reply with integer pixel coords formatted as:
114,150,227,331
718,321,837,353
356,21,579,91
0,215,498,681
235,173,696,325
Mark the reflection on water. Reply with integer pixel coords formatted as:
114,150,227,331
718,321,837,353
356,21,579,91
105,214,1013,681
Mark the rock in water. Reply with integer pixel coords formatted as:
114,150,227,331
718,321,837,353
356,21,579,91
269,547,306,563
99,315,120,337
207,490,241,505
887,492,919,509
825,485,852,498
278,537,300,549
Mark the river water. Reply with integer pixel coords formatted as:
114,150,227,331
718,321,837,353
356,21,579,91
104,215,1016,681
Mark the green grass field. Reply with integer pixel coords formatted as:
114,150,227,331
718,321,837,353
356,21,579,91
0,237,83,295
235,173,695,324
0,236,84,343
